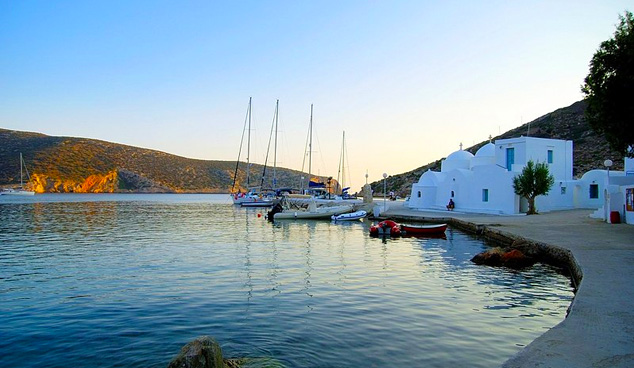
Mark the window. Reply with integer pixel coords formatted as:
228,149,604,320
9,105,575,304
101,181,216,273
451,190,455,198
589,184,599,199
547,150,553,164
561,187,566,195
506,148,515,171
417,191,421,198
482,189,489,202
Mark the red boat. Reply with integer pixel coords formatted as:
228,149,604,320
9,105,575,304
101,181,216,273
369,220,402,237
400,223,447,235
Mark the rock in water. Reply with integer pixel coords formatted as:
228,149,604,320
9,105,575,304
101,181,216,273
500,249,536,269
471,248,536,269
471,247,504,266
168,336,225,368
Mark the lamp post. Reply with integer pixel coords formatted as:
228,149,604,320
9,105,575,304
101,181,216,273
604,159,613,179
603,159,614,223
301,176,305,194
382,173,388,213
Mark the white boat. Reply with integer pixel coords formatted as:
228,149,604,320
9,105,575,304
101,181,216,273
231,98,259,205
331,210,367,222
232,99,282,205
273,200,353,220
334,131,356,200
232,190,260,205
241,198,277,208
1,153,35,196
1,188,35,196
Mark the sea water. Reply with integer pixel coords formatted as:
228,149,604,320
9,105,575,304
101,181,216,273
0,194,574,367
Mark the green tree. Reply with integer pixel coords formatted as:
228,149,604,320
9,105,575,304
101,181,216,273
513,160,554,215
581,10,634,157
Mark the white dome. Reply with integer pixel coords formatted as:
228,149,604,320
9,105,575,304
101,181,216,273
475,143,495,157
442,150,473,172
446,150,474,161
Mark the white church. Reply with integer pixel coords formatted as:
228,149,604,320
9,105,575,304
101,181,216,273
408,136,634,225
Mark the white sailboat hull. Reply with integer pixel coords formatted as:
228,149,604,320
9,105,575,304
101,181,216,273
1,189,35,196
273,205,353,220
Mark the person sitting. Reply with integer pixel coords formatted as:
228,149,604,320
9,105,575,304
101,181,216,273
446,199,455,211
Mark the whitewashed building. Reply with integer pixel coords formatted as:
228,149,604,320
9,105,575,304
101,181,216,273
408,136,634,224
593,155,634,224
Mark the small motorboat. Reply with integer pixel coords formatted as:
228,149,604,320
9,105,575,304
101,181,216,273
331,210,367,222
369,220,401,237
400,223,448,235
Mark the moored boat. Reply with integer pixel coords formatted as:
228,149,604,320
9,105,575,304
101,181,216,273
232,190,260,205
241,198,277,208
1,153,35,196
331,210,367,222
0,188,35,196
400,223,448,235
272,200,353,220
369,220,401,237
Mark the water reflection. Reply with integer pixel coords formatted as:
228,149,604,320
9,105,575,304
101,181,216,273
0,195,574,368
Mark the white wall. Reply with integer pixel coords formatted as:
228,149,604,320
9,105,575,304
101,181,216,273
625,157,634,175
495,137,526,171
624,185,634,225
576,170,606,208
406,137,623,216
535,179,576,212
495,137,573,180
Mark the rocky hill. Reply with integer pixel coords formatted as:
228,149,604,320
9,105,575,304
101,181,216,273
0,129,327,193
371,100,625,196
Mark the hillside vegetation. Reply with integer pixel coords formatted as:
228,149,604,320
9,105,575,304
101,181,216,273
1,100,623,195
371,100,625,196
0,129,323,193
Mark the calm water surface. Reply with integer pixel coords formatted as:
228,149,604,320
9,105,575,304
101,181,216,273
0,194,574,367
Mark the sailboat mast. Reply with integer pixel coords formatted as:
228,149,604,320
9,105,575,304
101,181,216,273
231,98,250,194
20,152,23,188
308,104,313,185
246,97,252,189
336,131,347,195
273,99,278,190
342,130,346,194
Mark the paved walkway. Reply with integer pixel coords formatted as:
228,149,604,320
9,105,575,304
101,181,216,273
379,201,634,368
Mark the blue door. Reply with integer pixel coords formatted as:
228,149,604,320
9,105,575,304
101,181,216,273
506,148,515,171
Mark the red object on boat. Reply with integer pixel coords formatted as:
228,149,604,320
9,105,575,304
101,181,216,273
370,220,402,237
400,223,447,235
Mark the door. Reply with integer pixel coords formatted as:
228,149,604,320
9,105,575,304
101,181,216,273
506,148,515,171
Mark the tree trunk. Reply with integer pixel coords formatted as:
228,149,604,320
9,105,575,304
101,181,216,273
527,196,537,215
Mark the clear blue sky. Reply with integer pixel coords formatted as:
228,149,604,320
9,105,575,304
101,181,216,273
1,1,630,190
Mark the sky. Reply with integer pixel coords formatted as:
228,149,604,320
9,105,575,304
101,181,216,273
1,1,631,191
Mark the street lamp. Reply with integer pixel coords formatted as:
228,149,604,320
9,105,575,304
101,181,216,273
301,176,305,194
604,159,613,179
382,173,388,213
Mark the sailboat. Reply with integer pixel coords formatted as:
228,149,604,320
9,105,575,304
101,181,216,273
231,98,261,205
1,153,35,196
299,104,327,197
241,100,281,208
335,131,354,199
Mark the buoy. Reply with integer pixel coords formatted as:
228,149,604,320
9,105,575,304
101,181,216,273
257,213,262,218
